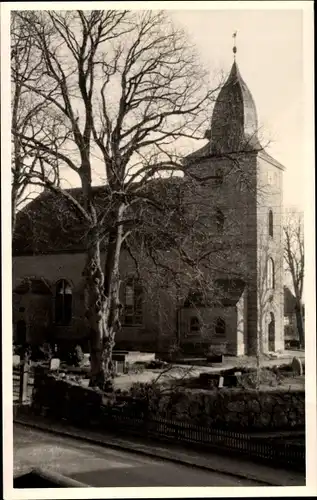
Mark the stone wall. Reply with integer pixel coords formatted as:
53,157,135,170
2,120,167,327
154,388,305,431
32,370,305,432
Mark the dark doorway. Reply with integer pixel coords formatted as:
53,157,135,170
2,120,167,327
268,312,275,351
16,320,27,345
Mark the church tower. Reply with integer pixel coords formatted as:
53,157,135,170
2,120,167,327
183,37,284,356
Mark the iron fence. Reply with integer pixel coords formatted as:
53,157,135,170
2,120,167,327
99,405,305,471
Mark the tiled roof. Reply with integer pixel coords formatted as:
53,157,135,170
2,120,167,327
284,286,297,314
13,277,52,295
12,177,185,256
210,61,258,154
184,278,245,307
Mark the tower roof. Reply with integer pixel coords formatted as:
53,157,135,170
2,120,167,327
210,60,259,154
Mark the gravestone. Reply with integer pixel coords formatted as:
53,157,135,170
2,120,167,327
291,356,303,376
112,360,118,375
218,376,224,388
50,358,60,371
13,354,20,367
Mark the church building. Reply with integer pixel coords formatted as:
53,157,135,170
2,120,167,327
12,48,285,356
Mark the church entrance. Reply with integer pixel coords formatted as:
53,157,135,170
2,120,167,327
268,312,275,351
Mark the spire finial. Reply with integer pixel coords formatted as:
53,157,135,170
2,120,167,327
232,31,237,60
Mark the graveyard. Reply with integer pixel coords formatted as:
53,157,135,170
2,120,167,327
12,344,305,478
13,348,305,395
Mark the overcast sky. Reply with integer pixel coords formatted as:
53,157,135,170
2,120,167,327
168,8,304,210
4,3,310,212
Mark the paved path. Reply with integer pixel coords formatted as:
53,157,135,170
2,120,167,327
14,417,305,486
14,424,262,487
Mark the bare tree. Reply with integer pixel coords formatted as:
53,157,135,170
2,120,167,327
11,12,41,232
283,211,304,347
11,12,68,234
12,10,219,388
125,173,254,357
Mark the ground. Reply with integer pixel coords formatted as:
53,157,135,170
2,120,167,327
13,350,305,402
92,350,305,391
14,424,263,487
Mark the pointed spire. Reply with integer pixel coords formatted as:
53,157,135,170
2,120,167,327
209,35,259,154
232,31,237,60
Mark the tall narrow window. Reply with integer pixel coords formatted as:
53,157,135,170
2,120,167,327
55,279,72,325
215,317,226,336
267,258,275,290
215,209,225,234
190,316,200,333
124,278,143,326
268,210,273,237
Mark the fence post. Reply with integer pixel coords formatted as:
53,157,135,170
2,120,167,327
19,360,30,405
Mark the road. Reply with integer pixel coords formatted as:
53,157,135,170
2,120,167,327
14,424,262,487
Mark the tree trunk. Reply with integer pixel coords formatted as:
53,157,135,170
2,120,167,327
12,185,18,236
256,323,262,389
84,204,125,391
82,228,110,390
295,302,305,349
103,204,125,366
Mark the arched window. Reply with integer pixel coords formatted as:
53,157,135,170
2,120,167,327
215,317,226,336
267,258,275,290
268,210,273,237
55,279,72,325
124,278,143,326
190,316,200,333
216,209,225,234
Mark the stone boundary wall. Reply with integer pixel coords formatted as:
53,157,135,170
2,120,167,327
31,369,305,431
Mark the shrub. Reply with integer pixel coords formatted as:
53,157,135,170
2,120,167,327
29,345,47,362
61,344,85,367
42,343,53,360
126,381,166,413
237,369,282,389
